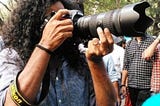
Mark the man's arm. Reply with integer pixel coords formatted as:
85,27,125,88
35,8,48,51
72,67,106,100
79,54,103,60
86,28,116,106
121,70,128,96
4,9,73,106
4,49,51,105
142,35,160,60
103,54,120,105
87,60,117,106
112,81,121,105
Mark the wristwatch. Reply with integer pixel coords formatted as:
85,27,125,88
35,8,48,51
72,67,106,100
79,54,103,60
120,85,126,88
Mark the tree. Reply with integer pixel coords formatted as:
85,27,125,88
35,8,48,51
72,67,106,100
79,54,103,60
84,0,159,36
84,0,127,15
147,0,160,36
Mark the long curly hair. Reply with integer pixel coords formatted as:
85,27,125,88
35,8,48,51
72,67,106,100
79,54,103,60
0,0,85,66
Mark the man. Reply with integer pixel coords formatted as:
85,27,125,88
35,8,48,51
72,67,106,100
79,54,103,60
0,0,116,106
103,54,120,106
111,35,125,81
141,34,160,106
121,35,155,106
142,35,160,94
111,36,125,106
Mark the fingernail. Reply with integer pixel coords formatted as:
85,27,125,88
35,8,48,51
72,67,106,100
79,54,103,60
97,27,102,30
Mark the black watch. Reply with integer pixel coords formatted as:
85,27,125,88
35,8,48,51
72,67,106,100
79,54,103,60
120,85,126,88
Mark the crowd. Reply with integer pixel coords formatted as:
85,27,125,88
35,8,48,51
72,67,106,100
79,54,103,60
0,0,159,106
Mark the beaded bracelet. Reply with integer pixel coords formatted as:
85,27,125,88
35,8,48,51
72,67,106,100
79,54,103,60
36,44,53,55
9,79,32,106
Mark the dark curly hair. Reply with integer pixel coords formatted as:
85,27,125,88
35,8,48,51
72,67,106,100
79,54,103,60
0,0,84,66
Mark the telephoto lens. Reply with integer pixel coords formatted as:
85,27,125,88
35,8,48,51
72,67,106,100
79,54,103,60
73,1,153,39
42,1,153,40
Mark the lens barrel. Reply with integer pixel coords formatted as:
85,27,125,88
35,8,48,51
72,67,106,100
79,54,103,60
74,1,153,38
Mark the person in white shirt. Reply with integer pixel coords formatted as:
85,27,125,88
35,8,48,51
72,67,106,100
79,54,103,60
111,35,125,80
103,35,125,106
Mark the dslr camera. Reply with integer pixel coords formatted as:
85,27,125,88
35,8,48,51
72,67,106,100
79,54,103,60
42,1,153,40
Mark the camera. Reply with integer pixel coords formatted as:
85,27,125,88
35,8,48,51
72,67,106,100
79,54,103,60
42,1,153,39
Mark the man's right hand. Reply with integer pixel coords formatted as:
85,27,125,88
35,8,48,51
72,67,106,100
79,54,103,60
121,86,127,97
39,9,73,52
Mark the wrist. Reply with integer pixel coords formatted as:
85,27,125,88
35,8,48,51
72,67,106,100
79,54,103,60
9,72,34,106
36,44,53,55
86,56,103,64
120,85,126,88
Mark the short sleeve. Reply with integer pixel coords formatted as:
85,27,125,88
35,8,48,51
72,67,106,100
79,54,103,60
0,36,4,51
103,54,118,82
0,48,24,105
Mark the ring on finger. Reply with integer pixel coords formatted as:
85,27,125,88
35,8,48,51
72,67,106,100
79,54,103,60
93,41,101,46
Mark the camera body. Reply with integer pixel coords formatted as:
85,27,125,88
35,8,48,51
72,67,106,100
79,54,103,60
42,1,153,40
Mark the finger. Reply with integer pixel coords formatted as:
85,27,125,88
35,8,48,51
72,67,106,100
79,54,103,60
61,32,73,38
58,19,73,26
87,39,99,52
51,9,69,20
97,27,106,43
58,24,73,32
104,28,114,52
52,29,73,40
97,27,109,55
104,28,114,45
92,38,100,45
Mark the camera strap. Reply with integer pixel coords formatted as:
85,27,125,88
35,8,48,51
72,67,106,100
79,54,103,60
37,54,62,104
38,67,50,103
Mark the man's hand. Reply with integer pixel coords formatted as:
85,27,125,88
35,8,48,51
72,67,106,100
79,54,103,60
39,9,73,52
85,27,113,62
120,86,127,97
85,27,116,106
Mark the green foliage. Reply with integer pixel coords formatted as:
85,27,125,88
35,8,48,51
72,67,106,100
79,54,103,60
84,0,128,15
84,0,160,36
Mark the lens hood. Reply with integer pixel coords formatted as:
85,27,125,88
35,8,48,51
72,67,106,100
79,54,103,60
119,1,153,37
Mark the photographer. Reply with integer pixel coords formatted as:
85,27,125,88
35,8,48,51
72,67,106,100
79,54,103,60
0,0,116,106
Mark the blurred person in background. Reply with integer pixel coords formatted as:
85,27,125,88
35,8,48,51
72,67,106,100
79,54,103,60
121,35,155,106
142,34,160,106
103,54,121,106
142,34,160,94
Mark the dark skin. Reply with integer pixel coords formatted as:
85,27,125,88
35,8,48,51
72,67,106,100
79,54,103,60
4,1,116,106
